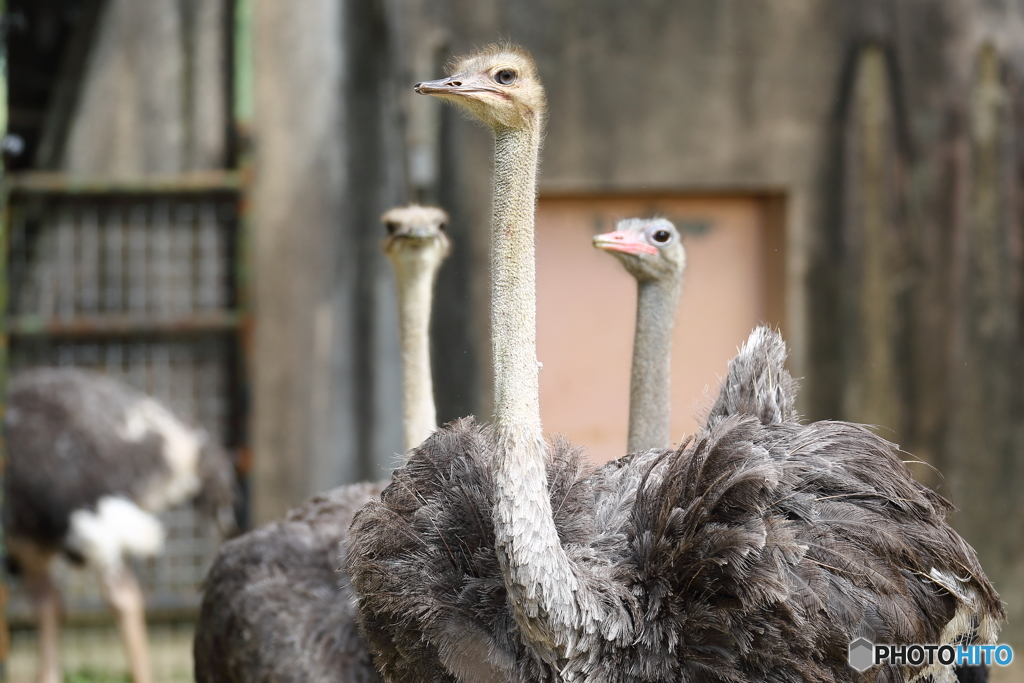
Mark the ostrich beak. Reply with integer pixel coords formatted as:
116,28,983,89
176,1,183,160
414,76,456,95
593,231,658,256
394,225,436,241
415,75,499,100
407,225,434,239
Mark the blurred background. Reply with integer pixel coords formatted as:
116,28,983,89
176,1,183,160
3,0,1024,680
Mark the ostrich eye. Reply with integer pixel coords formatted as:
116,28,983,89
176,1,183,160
385,222,398,235
652,229,671,244
495,69,517,85
438,222,447,232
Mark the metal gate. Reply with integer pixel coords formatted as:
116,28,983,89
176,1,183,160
2,170,249,621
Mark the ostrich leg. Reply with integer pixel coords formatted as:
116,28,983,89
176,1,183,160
99,566,153,683
9,538,62,683
25,569,61,683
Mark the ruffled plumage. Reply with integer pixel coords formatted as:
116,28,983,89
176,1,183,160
347,329,1003,683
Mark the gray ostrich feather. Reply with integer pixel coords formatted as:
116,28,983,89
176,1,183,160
706,325,799,428
4,367,235,558
348,340,1003,682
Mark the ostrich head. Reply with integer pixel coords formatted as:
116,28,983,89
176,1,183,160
381,205,451,269
414,44,546,131
193,435,239,537
593,218,686,283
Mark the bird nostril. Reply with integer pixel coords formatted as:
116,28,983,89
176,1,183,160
449,81,461,87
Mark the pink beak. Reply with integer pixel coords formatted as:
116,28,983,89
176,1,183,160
593,230,658,256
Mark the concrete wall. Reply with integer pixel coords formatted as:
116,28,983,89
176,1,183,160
58,0,228,174
249,0,409,522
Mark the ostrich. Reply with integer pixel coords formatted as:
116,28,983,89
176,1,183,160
192,205,450,683
347,43,1003,683
593,218,686,452
593,221,800,441
383,205,452,450
4,367,236,683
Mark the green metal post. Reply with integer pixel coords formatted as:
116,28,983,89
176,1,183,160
0,0,10,676
234,0,254,132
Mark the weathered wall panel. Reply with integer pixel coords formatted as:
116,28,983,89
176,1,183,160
59,0,227,174
249,0,410,522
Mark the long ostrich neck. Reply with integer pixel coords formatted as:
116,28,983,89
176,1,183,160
628,277,681,452
394,252,441,451
491,126,543,435
490,123,602,659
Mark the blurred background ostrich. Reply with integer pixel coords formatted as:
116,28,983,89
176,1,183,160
5,0,1024,680
5,368,235,683
592,218,685,452
193,205,448,683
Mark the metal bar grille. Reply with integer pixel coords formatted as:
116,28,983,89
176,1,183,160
9,197,235,322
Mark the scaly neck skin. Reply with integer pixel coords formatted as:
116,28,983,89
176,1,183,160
491,126,543,437
490,124,606,661
628,277,681,452
390,249,442,451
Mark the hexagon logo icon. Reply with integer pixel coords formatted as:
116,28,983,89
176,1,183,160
848,638,874,672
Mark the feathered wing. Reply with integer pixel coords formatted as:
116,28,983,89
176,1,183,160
706,326,798,428
194,482,385,683
347,421,496,683
615,416,1003,683
4,370,166,549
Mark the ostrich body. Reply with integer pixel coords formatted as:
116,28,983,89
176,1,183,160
193,205,450,683
593,218,685,452
347,43,1003,683
4,367,236,683
194,481,385,683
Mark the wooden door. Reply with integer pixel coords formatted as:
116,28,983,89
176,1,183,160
536,195,784,464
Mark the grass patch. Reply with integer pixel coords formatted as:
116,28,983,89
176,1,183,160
65,670,131,683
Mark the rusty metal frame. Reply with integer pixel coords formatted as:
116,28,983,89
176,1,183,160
4,170,242,195
3,171,245,344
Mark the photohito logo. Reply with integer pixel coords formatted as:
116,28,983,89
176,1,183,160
848,638,1014,672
